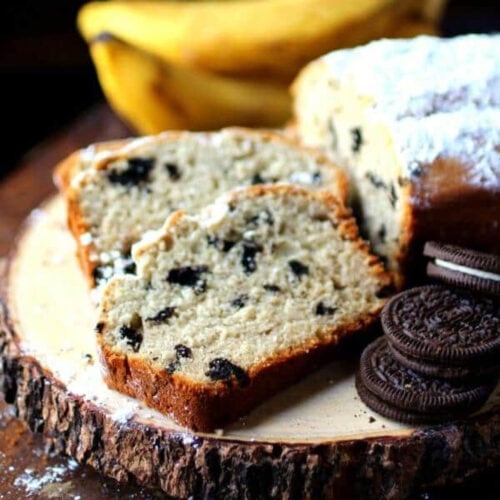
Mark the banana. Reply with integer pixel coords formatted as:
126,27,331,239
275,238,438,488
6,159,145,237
386,19,438,38
79,0,422,82
89,34,291,134
421,0,448,22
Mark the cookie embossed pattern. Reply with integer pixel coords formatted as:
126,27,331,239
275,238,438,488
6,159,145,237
357,282,500,424
356,337,495,424
383,285,500,369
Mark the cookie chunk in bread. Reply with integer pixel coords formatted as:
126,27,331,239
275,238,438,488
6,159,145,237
59,128,347,287
97,185,391,431
54,139,129,192
292,34,500,283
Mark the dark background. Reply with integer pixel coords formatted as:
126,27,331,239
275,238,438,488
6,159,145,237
0,0,499,179
1,1,98,178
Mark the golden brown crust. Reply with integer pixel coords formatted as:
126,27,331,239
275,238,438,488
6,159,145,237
2,290,500,495
386,166,417,289
57,128,349,287
382,154,500,287
98,312,381,432
98,184,392,431
55,138,135,287
53,149,84,193
400,157,500,284
66,191,99,288
3,190,498,495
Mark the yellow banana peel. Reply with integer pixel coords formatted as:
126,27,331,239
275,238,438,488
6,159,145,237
89,34,291,134
79,0,421,82
387,19,438,38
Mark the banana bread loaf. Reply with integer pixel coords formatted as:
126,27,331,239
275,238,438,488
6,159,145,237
57,128,347,288
97,184,391,431
292,34,500,283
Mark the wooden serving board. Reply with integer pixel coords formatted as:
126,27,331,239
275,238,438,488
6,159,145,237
1,193,499,498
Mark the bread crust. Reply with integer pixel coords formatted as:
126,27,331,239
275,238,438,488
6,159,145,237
97,184,391,431
403,157,500,283
98,316,381,431
56,128,348,287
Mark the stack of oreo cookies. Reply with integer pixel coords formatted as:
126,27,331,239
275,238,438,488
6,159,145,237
356,242,499,425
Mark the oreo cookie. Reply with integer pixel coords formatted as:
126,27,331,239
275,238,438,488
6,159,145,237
382,285,500,372
424,241,500,296
356,337,494,424
388,342,500,381
355,376,480,425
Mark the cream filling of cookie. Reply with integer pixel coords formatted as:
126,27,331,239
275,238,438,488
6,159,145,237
434,258,500,282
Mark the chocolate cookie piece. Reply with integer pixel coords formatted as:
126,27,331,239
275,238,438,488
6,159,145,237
355,376,483,425
358,337,494,416
388,342,500,381
382,285,500,366
424,241,500,296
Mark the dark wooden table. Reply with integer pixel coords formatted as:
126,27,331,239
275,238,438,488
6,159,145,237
0,104,498,498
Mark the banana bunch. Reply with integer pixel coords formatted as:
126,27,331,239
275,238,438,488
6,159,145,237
78,0,446,134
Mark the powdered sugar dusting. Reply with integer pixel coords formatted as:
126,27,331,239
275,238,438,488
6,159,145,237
395,106,500,187
320,35,500,189
323,34,500,120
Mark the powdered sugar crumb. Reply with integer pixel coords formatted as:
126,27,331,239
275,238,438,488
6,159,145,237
64,363,142,421
179,433,201,449
196,192,231,228
28,208,47,224
14,459,79,494
109,404,137,424
79,232,93,246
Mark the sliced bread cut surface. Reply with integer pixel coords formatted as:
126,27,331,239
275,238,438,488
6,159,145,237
292,34,500,282
97,184,391,431
60,128,347,287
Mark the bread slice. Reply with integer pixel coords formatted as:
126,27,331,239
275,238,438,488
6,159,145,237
58,128,347,287
292,34,500,283
97,184,391,431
